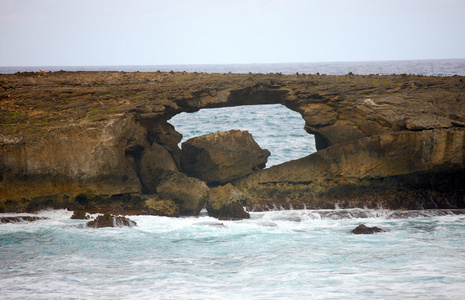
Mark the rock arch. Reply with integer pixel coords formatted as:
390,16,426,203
168,104,316,167
1,71,464,212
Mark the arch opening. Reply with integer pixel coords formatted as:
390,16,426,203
168,104,316,167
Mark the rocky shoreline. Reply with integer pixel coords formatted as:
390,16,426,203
1,71,464,219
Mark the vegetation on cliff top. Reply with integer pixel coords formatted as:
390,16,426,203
1,71,463,143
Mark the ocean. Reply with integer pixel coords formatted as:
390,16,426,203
2,209,465,299
1,60,465,299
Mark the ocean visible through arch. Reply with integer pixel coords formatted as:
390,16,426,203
1,60,465,299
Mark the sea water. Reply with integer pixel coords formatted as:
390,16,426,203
1,209,465,299
1,60,465,299
168,104,315,167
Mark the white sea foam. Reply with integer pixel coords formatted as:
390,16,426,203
1,209,465,299
2,60,465,299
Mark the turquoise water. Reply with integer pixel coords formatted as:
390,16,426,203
1,209,465,299
2,61,465,299
169,104,316,167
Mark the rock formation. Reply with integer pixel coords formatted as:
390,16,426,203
156,171,209,216
181,130,270,185
0,216,47,223
145,196,180,217
1,71,464,214
86,213,137,228
351,224,385,234
70,210,89,219
206,184,250,220
235,128,465,210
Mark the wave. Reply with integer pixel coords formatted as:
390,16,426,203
248,208,465,222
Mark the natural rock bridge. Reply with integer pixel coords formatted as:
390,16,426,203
1,71,465,216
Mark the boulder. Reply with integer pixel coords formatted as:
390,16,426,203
145,196,180,217
351,224,385,234
156,171,209,216
86,213,137,228
207,183,250,220
181,130,270,185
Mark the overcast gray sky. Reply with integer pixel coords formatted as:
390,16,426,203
1,0,464,66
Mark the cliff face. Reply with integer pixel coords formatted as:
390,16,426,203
1,71,464,212
234,128,465,210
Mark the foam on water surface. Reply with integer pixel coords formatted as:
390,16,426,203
1,209,465,299
2,60,465,298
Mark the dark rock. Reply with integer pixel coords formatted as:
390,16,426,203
207,184,250,220
181,130,270,185
139,142,179,194
156,171,208,216
0,216,47,224
86,213,137,228
70,209,89,219
351,224,385,234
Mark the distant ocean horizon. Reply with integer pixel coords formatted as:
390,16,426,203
1,58,465,76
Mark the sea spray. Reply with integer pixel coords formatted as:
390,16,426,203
2,209,465,299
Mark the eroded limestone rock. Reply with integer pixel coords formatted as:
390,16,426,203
351,224,385,234
145,196,180,217
156,171,209,216
1,71,465,212
86,213,137,228
207,183,250,220
140,143,178,194
181,130,270,185
0,216,47,223
70,210,89,220
235,128,465,210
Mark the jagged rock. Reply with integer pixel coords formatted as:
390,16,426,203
351,224,385,234
145,196,180,217
0,216,47,223
181,130,270,185
156,171,208,216
86,213,137,228
207,184,250,220
70,209,89,219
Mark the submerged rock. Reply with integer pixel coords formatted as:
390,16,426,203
181,130,270,185
206,184,250,220
86,213,137,228
0,216,47,224
351,224,385,234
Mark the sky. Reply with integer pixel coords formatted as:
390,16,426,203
1,0,464,66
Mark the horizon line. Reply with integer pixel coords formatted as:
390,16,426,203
1,58,465,69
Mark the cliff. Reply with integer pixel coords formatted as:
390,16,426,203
1,71,464,213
